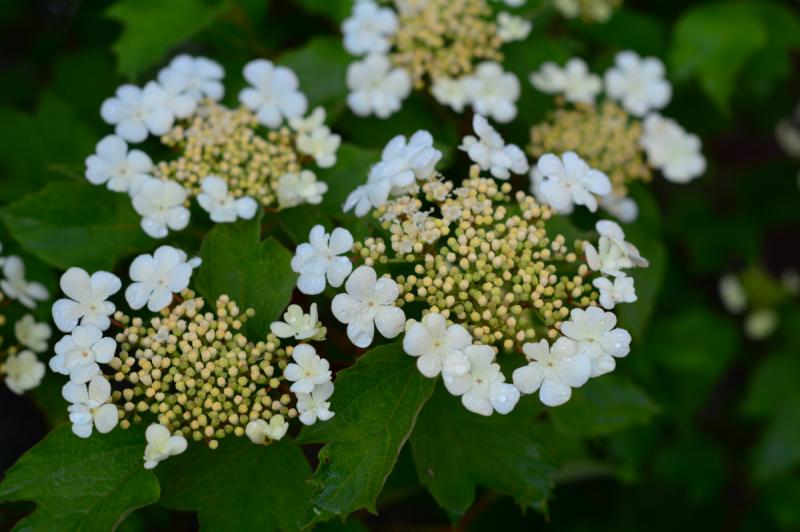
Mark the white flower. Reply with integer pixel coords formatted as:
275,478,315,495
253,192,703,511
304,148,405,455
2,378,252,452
604,51,671,117
197,175,258,223
143,424,188,469
640,114,705,183
291,225,353,295
344,130,441,216
561,306,631,377
159,54,224,102
156,69,198,119
270,303,325,341
85,135,153,194
443,345,520,416
4,350,45,395
293,109,340,168
745,309,779,341
15,314,52,353
288,106,326,133
532,151,611,212
276,170,328,208
50,324,116,383
460,114,529,179
462,62,520,123
719,274,747,314
599,192,639,223
592,275,637,309
403,312,472,378
431,76,470,112
100,82,176,143
346,54,411,118
529,58,601,104
1,256,49,309
512,338,591,406
125,246,198,312
331,265,405,348
297,381,335,425
245,415,289,444
283,343,331,394
501,0,526,6
239,59,307,128
496,12,532,42
131,178,191,238
583,220,649,276
62,375,118,438
342,0,398,56
52,268,121,333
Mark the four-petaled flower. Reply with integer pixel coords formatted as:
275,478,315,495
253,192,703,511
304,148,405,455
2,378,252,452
85,135,153,194
197,176,259,223
239,59,307,128
4,350,45,395
460,114,529,180
560,306,631,377
283,343,332,394
0,256,49,309
270,303,326,341
296,381,335,425
143,423,188,469
14,314,52,353
52,267,121,333
62,375,119,438
291,225,354,295
131,178,191,239
444,345,520,416
533,151,612,213
403,312,472,378
512,338,591,406
125,246,199,312
245,415,289,444
50,324,116,383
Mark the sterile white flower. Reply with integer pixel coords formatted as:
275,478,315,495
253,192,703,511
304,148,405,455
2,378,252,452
296,381,335,425
431,76,470,112
291,225,354,295
52,268,121,333
85,135,153,194
460,114,529,179
599,192,639,223
197,175,258,223
159,54,225,102
289,106,326,134
403,312,472,378
462,62,520,123
295,115,341,168
346,54,412,118
331,265,405,348
342,0,398,56
719,275,747,314
245,415,289,444
593,275,637,309
1,256,49,309
532,151,612,212
444,345,520,416
529,58,602,104
131,178,191,238
143,423,188,469
283,343,332,394
604,51,671,117
100,82,176,143
745,309,779,341
239,59,307,128
496,12,532,42
125,246,198,312
4,350,45,395
640,114,705,183
512,338,591,406
50,324,115,383
270,303,325,341
15,314,52,353
561,306,631,377
62,375,118,438
276,170,328,208
583,220,649,276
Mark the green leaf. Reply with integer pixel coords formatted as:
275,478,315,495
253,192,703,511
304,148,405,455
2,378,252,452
294,0,351,23
195,213,296,338
410,384,554,516
742,353,800,418
549,375,658,437
0,181,152,271
298,343,436,521
670,2,767,112
0,424,159,531
751,402,800,482
157,438,312,531
107,0,224,79
281,37,351,114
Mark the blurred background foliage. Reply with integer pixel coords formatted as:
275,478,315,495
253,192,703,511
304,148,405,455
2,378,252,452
0,0,799,530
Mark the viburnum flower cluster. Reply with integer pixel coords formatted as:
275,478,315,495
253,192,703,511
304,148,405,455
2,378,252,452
0,245,50,395
48,245,336,469
529,51,706,221
88,54,339,238
291,129,648,414
342,0,527,122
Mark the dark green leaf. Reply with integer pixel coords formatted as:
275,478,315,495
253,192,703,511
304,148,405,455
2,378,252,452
293,0,351,23
281,37,351,114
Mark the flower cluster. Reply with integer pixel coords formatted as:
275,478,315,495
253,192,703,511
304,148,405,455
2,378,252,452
291,130,648,414
553,0,622,23
529,51,705,221
48,245,335,469
342,0,526,121
88,55,339,238
0,246,50,395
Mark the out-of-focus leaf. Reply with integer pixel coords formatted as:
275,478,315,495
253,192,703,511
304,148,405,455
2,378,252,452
158,438,311,531
294,0,351,23
751,402,800,482
410,384,554,517
0,424,158,531
281,37,351,114
762,477,800,529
